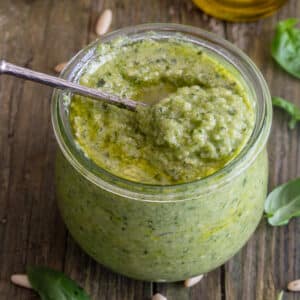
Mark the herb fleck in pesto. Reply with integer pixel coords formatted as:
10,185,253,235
70,38,255,184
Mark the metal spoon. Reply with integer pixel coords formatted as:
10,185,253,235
0,60,146,111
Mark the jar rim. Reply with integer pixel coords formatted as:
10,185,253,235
51,23,272,202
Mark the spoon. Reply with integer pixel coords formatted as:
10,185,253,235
0,60,146,111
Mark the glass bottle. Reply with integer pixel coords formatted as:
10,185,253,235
193,0,288,22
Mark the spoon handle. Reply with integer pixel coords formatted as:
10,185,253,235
0,60,143,111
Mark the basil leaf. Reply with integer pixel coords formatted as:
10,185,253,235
272,96,300,129
271,18,300,79
277,291,284,300
27,267,91,300
265,177,300,226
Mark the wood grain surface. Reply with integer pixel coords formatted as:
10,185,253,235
0,0,299,299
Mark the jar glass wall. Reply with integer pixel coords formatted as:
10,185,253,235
51,24,272,282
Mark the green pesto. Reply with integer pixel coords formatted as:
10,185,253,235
69,38,254,185
56,36,268,282
56,148,268,281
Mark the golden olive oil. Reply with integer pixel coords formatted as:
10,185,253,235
193,0,287,22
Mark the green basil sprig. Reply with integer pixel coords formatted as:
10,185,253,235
27,267,91,300
271,18,300,79
272,96,300,129
265,178,300,226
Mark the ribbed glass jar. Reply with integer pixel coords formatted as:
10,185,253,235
51,24,272,282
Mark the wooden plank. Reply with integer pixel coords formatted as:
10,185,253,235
154,269,221,300
224,1,300,300
152,0,225,299
0,0,152,299
61,0,153,299
1,0,300,299
0,2,64,299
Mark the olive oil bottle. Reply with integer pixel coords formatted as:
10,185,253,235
192,0,287,22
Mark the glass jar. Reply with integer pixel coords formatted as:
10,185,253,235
193,0,287,22
51,24,272,282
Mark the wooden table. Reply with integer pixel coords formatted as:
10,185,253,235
0,1,299,299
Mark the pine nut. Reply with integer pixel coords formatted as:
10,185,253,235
152,293,167,300
95,9,112,36
184,274,204,288
11,274,32,289
288,279,300,292
54,62,67,73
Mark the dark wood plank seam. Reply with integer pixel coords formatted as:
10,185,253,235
221,264,226,300
2,78,26,252
221,20,230,300
61,0,94,278
86,3,94,46
2,58,31,216
22,0,55,270
0,79,15,251
40,0,55,51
